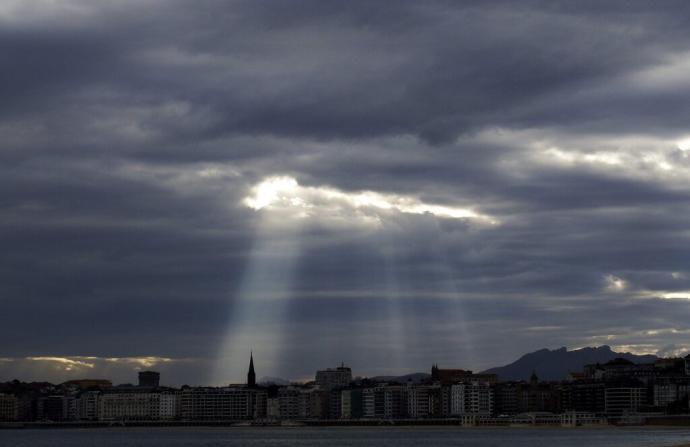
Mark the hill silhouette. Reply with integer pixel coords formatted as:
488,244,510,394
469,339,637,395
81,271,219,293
481,345,658,381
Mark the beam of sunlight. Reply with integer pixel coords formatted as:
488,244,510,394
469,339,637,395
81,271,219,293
380,233,411,373
216,175,495,383
211,215,302,385
431,222,478,369
434,258,478,369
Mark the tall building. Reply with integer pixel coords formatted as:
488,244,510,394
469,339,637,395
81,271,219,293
315,363,352,389
248,352,256,387
138,371,160,388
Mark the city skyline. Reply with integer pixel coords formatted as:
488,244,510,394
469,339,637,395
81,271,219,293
4,349,690,425
0,345,675,388
3,1,690,386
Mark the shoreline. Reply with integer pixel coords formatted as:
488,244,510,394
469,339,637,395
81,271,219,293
3,420,690,430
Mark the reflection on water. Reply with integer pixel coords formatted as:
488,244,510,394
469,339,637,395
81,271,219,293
2,426,690,447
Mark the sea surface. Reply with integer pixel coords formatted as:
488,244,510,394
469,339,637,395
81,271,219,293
2,426,690,447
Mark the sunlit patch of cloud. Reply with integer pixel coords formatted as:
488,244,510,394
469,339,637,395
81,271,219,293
0,0,94,23
611,344,659,355
26,356,97,371
476,128,690,183
243,176,498,226
637,290,690,300
0,355,196,384
537,141,681,176
104,356,174,369
677,138,690,152
604,274,627,293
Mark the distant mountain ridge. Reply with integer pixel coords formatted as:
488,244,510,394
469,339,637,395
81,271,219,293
481,345,658,381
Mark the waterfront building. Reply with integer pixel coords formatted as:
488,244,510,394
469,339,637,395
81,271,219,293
383,385,406,419
450,381,493,416
266,397,280,418
36,395,77,421
493,382,519,416
276,386,326,419
516,376,562,414
0,394,18,421
560,411,606,426
654,381,686,408
99,392,162,420
407,384,441,418
362,386,385,418
277,387,301,419
180,387,262,420
159,392,179,419
328,388,342,419
77,391,100,420
564,380,605,414
604,386,644,418
341,388,363,419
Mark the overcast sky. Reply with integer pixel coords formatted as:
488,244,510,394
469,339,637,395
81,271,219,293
2,0,690,386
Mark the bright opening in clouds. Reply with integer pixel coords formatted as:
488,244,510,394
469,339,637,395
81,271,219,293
678,138,690,152
243,176,497,225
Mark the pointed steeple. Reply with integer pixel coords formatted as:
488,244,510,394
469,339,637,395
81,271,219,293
247,351,256,387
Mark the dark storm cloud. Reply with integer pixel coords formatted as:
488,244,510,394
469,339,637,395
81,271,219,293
2,0,690,383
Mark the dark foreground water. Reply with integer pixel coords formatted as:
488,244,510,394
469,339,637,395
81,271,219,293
2,426,690,447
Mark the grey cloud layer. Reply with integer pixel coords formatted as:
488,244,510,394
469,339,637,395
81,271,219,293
2,0,690,384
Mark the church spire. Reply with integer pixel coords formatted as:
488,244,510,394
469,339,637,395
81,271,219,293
247,351,256,387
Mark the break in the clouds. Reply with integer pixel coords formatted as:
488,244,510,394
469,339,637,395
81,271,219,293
243,175,497,224
2,0,690,385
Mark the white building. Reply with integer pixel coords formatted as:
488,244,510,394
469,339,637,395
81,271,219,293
159,393,178,419
99,392,161,420
78,391,100,420
450,382,493,416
